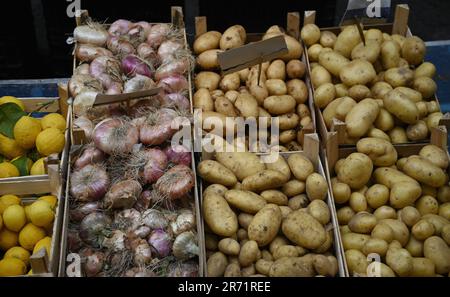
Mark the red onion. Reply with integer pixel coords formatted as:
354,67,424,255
124,74,156,93
70,164,109,202
134,190,152,212
108,19,133,36
102,230,127,252
73,116,94,139
158,74,188,93
69,74,102,97
124,267,156,277
104,179,142,209
89,56,122,89
83,249,105,277
164,144,191,166
132,239,152,265
74,23,108,46
158,40,184,61
172,231,199,260
161,93,190,110
141,209,169,229
122,55,153,78
128,22,152,45
133,225,152,239
170,209,195,236
114,208,142,232
105,82,123,95
137,43,158,62
146,24,171,48
154,165,195,200
142,148,168,184
148,229,172,258
139,108,178,145
74,146,105,170
69,202,101,222
79,212,112,247
106,35,136,56
155,59,189,80
93,118,139,155
67,229,83,252
167,261,198,277
76,44,113,62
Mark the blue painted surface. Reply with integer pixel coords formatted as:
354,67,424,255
425,43,450,112
0,83,59,97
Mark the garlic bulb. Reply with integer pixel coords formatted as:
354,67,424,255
172,231,199,260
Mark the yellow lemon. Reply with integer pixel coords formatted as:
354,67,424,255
28,200,55,228
38,195,57,209
13,116,42,149
0,96,25,110
0,162,20,178
41,113,66,132
24,205,31,222
4,246,31,266
33,236,52,256
0,228,18,251
30,157,46,175
11,156,33,176
35,128,65,156
28,269,32,275
0,134,27,159
0,194,21,214
0,214,2,229
0,258,27,276
19,223,46,251
3,204,26,232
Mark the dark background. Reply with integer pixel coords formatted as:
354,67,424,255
1,0,449,80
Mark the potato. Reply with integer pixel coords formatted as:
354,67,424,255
415,62,436,79
237,228,248,241
340,59,376,87
334,25,362,58
399,206,421,228
314,83,335,108
247,204,282,246
401,36,426,66
288,154,314,181
416,195,439,215
287,195,308,211
319,30,337,47
224,190,267,214
263,79,286,96
283,210,327,250
197,49,222,70
264,60,285,80
312,254,335,276
307,44,324,62
198,160,238,186
286,79,308,104
220,25,246,50
422,214,450,236
323,96,357,128
345,249,368,275
225,90,240,103
272,245,299,260
248,85,269,106
383,89,419,124
380,40,400,69
348,85,371,102
367,262,396,277
395,87,423,103
364,28,383,44
345,98,380,138
234,93,259,118
307,200,330,225
203,193,238,237
260,190,288,206
424,236,450,274
442,225,450,245
332,182,351,204
412,219,435,241
426,100,440,114
419,145,448,170
333,84,348,98
422,184,437,198
205,233,219,251
211,89,225,99
413,76,437,99
356,138,397,166
384,67,414,88
255,259,273,276
269,256,315,277
389,127,408,143
406,120,428,141
218,238,240,256
372,223,395,243
427,112,444,130
300,116,312,128
374,167,417,189
348,212,377,234
242,170,288,192
311,65,332,89
282,180,305,197
281,35,303,61
405,235,423,257
193,88,214,111
278,113,299,131
371,82,393,100
379,219,410,246
351,40,380,63
403,156,446,188
238,240,260,267
215,151,265,181
390,181,422,209
439,203,450,221
219,73,240,92
337,153,373,190
214,96,237,116
337,206,355,225
301,23,321,46
362,238,388,257
224,263,242,277
437,186,450,204
263,153,291,180
207,251,228,276
195,71,221,90
203,184,228,198
238,213,254,230
194,31,222,54
386,247,413,276
263,95,296,115
409,258,435,277
318,50,350,77
306,173,328,201
282,60,303,79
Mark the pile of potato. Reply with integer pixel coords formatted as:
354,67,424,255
300,23,443,144
197,151,340,276
331,139,450,276
193,25,313,151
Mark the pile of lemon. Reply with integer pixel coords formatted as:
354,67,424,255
0,96,66,179
0,194,57,276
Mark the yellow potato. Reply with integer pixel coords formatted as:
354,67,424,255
207,251,228,276
416,195,439,216
366,184,389,209
371,82,393,100
386,247,413,276
286,79,308,104
380,40,400,69
395,87,423,103
234,93,259,119
306,173,328,201
198,160,238,186
318,50,350,77
308,44,324,62
374,206,397,220
423,236,450,274
365,29,383,44
311,65,332,89
410,257,436,277
242,170,288,192
220,25,246,50
197,49,223,70
194,31,222,54
248,204,282,246
383,89,419,124
367,127,391,142
413,76,437,99
282,210,327,249
278,113,300,130
307,200,330,225
379,219,410,246
320,30,337,48
269,256,315,277
349,192,368,212
287,154,314,181
384,67,414,88
406,120,429,141
282,180,305,197
193,88,214,111
337,153,373,189
335,83,349,97
362,238,388,257
263,95,296,115
419,145,449,170
371,223,395,243
215,151,265,181
334,25,362,58
260,190,288,206
351,40,380,63
403,156,446,188
348,212,377,234
337,206,356,225
301,24,321,46
263,153,291,180
339,59,376,86
348,85,371,102
265,79,287,96
218,238,240,256
203,194,238,237
389,127,408,144
415,62,436,79
345,98,380,137
224,190,267,214
239,240,260,267
281,35,303,61
401,36,426,66
286,60,306,79
266,59,286,80
345,249,368,276
314,83,335,108
356,137,397,166
220,73,240,92
323,96,357,129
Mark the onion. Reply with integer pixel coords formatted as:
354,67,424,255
69,201,101,222
79,212,112,247
70,164,109,202
114,208,142,231
74,23,108,46
128,22,152,46
142,148,168,184
90,56,122,89
122,55,153,78
106,35,136,56
76,44,113,62
134,190,152,212
105,82,123,95
108,19,133,36
154,165,195,200
172,231,199,260
164,144,191,166
73,91,99,116
132,239,152,265
167,261,198,277
155,59,189,80
124,267,156,277
74,146,105,170
74,64,90,75
104,179,142,209
137,43,158,62
67,229,83,252
69,74,102,97
132,225,152,239
93,118,139,155
73,116,94,139
161,93,190,111
141,209,168,229
157,74,188,93
139,108,178,145
83,249,105,277
170,209,195,236
124,74,156,93
146,24,171,48
128,99,162,118
148,229,172,258
102,230,127,252
158,40,184,60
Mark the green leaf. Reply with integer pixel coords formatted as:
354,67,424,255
0,155,4,163
0,103,27,138
28,149,41,162
11,156,31,176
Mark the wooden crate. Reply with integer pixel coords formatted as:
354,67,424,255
198,133,347,277
0,158,65,276
303,4,450,169
193,12,316,149
0,85,71,185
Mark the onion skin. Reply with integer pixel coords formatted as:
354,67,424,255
148,229,172,258
74,147,105,170
170,209,195,235
74,64,91,75
132,225,151,239
79,212,112,247
70,164,109,202
83,250,105,277
73,92,99,116
108,19,133,36
172,231,199,260
137,43,158,62
164,145,191,166
124,267,156,277
93,118,139,155
122,55,153,78
155,59,189,80
90,56,122,89
67,229,83,252
69,202,101,223
141,209,169,229
155,165,195,200
114,208,142,231
104,179,142,209
168,261,199,277
105,82,123,95
161,93,190,111
73,116,94,140
146,24,171,48
158,74,188,93
69,74,102,97
124,74,156,93
142,148,168,184
134,190,152,212
139,109,178,145
106,36,136,56
76,44,113,62
132,239,152,265
74,24,109,46
158,40,184,61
